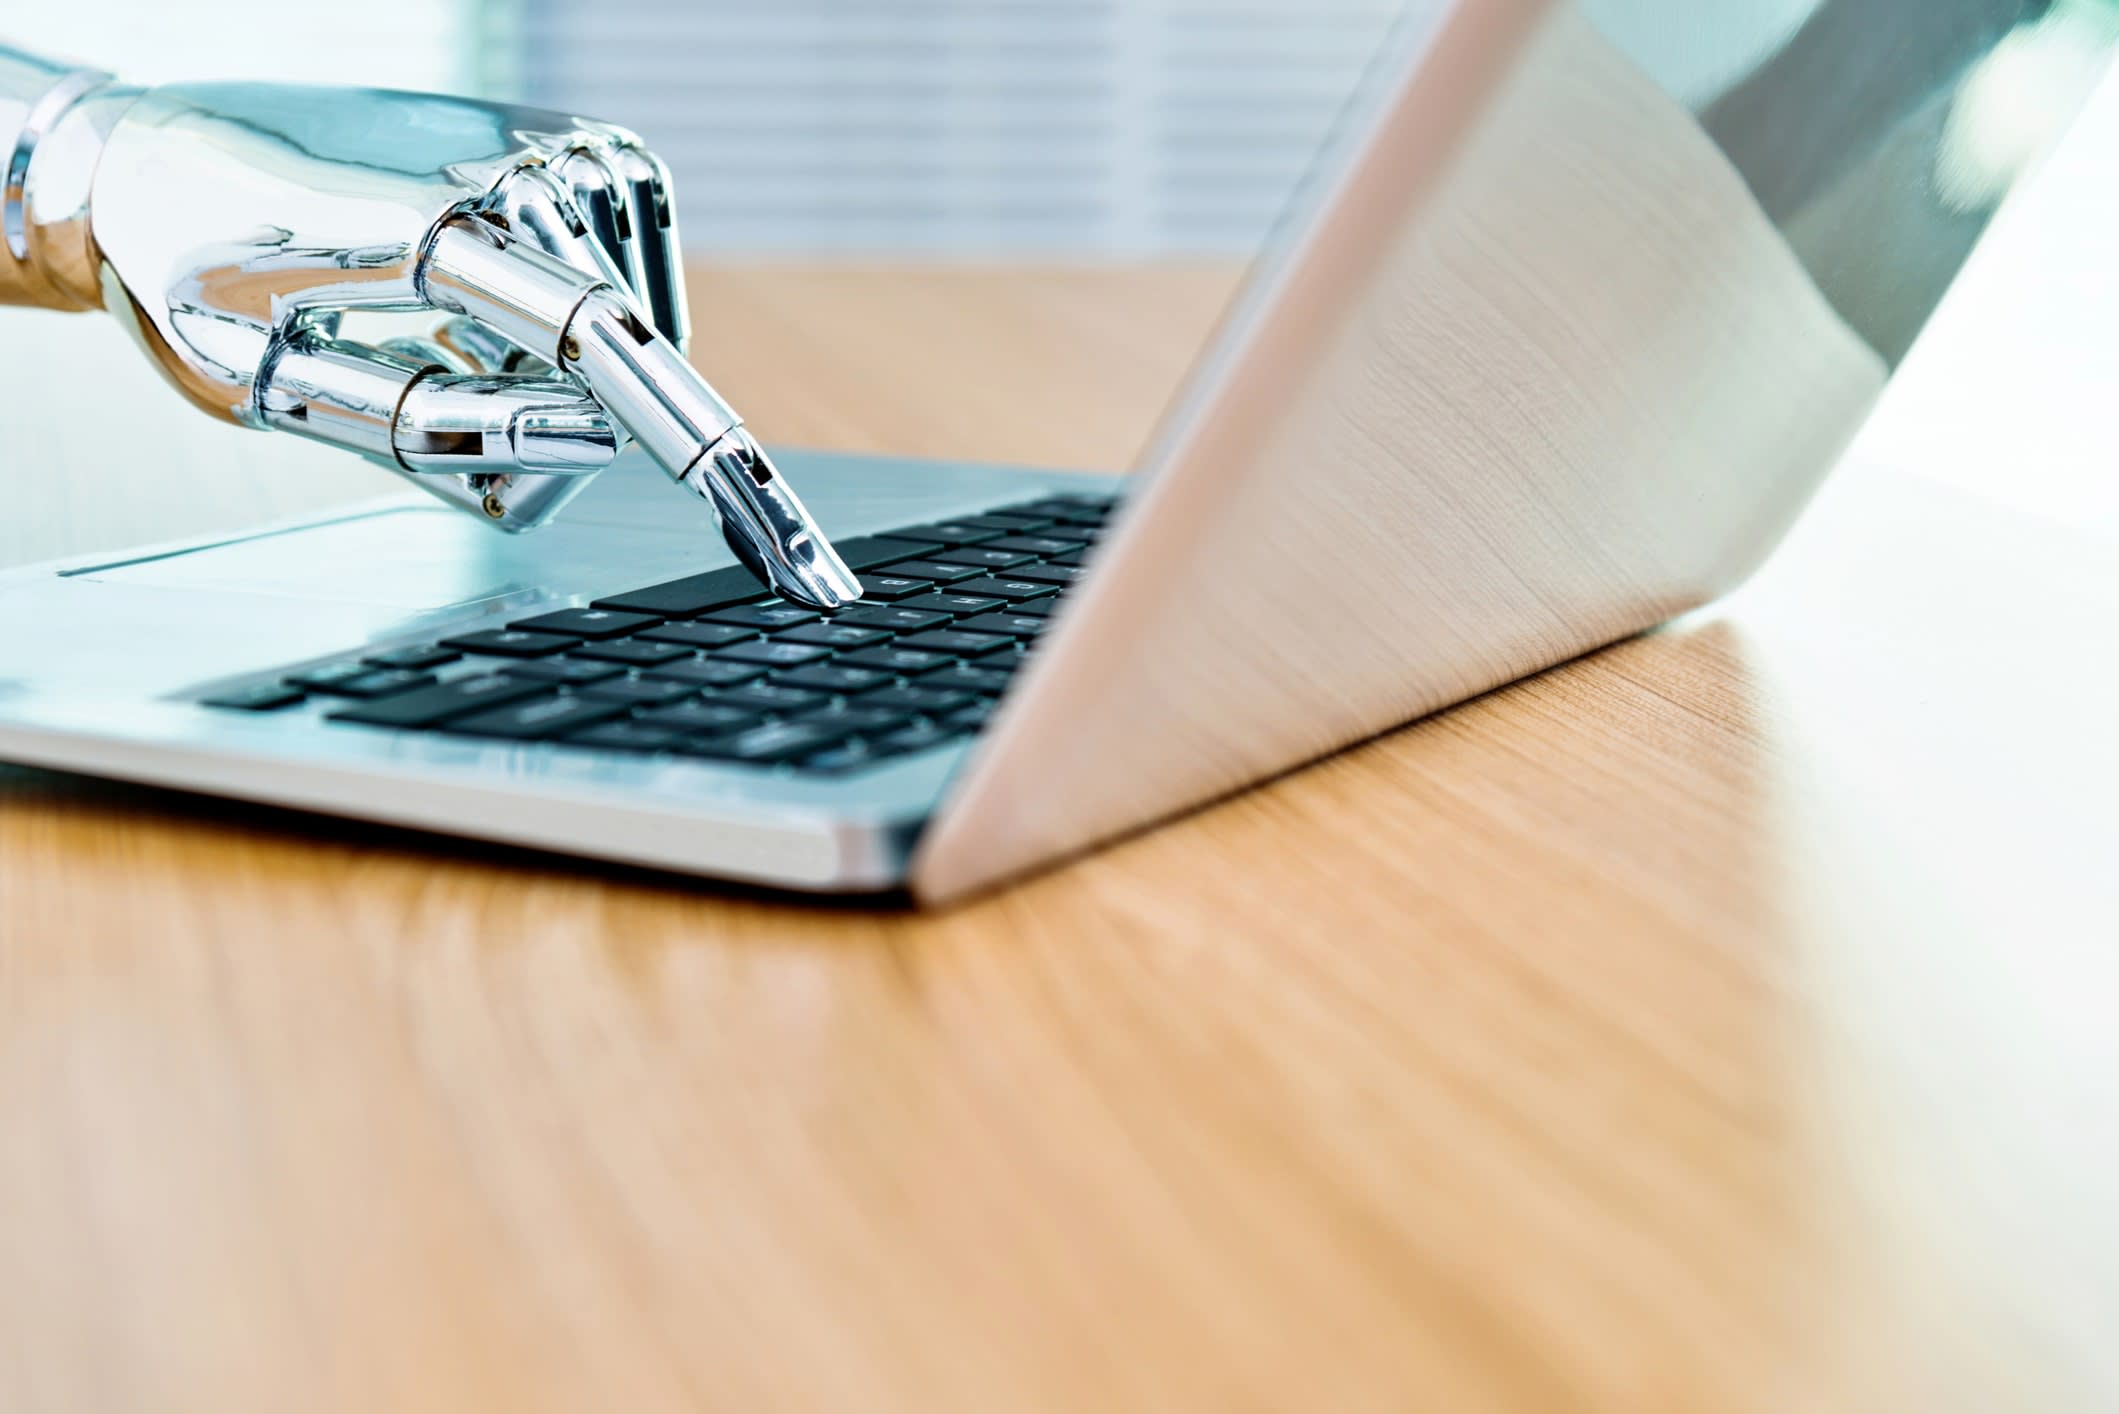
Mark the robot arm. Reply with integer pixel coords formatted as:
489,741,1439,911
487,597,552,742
1,44,860,609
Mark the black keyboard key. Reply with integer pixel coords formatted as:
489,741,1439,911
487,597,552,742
898,592,1003,617
957,513,1054,532
985,536,1077,557
796,743,893,776
998,497,1114,525
590,565,766,618
1052,498,1118,517
875,559,983,584
897,630,1012,657
637,701,764,734
1047,550,1088,567
502,658,628,685
925,665,1015,695
444,694,629,741
948,577,1058,603
362,645,461,671
995,493,1117,515
329,673,545,728
944,701,1000,731
289,665,438,699
286,663,379,694
792,704,913,735
572,638,694,667
636,621,760,649
854,574,934,602
1007,598,1061,617
510,607,661,640
716,640,829,669
837,646,954,675
776,622,892,650
704,683,829,715
831,605,950,633
340,669,441,699
687,721,857,765
563,722,691,754
1023,523,1097,544
577,675,696,707
1011,564,1088,588
956,613,1048,638
890,521,1006,547
647,658,766,690
933,546,1033,570
855,684,976,715
875,722,964,755
704,603,823,632
823,535,933,571
774,664,891,695
442,629,579,658
203,683,307,712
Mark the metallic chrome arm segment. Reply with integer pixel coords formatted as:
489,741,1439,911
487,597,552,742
1,45,127,311
605,144,690,348
394,372,617,530
258,332,616,531
394,374,618,479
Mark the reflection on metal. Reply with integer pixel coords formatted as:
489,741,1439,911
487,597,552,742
1585,0,2114,364
913,0,2111,898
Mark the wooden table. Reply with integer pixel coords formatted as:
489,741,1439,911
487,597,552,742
4,268,2116,1413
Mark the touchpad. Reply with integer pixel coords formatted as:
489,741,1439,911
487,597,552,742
75,504,724,611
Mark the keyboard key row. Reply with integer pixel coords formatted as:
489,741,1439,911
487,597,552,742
441,629,578,659
363,644,462,671
221,490,1118,773
330,672,546,727
947,577,1056,602
288,664,438,699
447,693,629,741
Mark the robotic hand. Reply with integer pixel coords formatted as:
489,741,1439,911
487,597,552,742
0,45,860,609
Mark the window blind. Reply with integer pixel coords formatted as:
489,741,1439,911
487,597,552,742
501,0,1402,256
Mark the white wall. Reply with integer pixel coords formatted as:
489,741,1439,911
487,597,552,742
13,0,473,88
1858,53,2119,538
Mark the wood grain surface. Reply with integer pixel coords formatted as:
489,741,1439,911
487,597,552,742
3,267,2116,1414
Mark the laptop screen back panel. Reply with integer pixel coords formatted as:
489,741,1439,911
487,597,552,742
913,0,2110,900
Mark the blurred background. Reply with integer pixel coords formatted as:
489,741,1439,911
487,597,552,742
5,0,2116,560
29,0,1407,259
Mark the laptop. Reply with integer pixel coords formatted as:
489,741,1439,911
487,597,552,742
0,0,2102,902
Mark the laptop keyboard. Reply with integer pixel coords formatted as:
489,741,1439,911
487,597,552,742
199,493,1117,777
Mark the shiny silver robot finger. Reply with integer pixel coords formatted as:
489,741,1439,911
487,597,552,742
603,144,690,350
550,145,650,316
259,333,618,533
419,214,861,611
